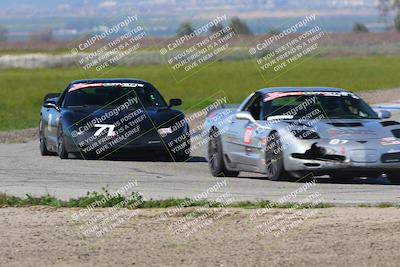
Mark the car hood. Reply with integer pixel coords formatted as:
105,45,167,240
61,106,185,133
280,119,400,140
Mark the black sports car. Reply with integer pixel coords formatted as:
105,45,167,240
39,79,190,161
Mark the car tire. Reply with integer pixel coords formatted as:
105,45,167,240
39,119,53,156
265,132,286,181
387,173,400,184
207,129,239,177
57,124,69,159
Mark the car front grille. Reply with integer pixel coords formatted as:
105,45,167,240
381,152,400,163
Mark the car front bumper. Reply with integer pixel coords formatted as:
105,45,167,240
282,139,400,175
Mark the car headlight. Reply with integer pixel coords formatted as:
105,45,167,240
158,127,173,137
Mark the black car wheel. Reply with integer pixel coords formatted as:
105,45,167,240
265,132,285,181
207,129,239,177
57,125,69,159
39,119,52,156
387,173,400,184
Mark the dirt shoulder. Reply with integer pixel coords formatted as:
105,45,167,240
0,128,37,144
1,207,399,266
358,88,400,105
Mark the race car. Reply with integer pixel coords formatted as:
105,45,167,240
204,87,400,183
39,79,190,161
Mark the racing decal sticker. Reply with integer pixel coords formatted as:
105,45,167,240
328,129,376,137
264,91,359,102
94,124,116,137
69,83,104,92
264,92,304,102
69,83,145,92
244,127,253,145
340,147,346,156
329,139,348,145
380,137,400,146
261,136,267,145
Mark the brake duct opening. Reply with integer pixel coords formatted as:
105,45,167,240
292,143,345,162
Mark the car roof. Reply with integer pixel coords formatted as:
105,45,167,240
257,87,349,94
71,78,149,84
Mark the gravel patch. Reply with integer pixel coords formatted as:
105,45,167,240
0,128,37,144
358,88,400,104
1,207,399,266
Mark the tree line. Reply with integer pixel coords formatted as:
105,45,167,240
355,0,400,32
2,3,400,43
176,17,252,36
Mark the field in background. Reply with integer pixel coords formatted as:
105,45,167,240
1,33,400,53
1,56,400,131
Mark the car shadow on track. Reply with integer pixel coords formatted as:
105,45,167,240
70,153,207,163
303,176,395,185
237,174,399,185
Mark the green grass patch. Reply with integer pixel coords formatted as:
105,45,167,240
0,191,335,209
230,200,334,209
358,203,398,208
1,56,400,131
3,191,397,209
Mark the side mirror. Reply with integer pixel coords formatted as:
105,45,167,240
169,98,182,107
377,110,391,119
43,100,60,111
235,111,256,124
43,93,61,102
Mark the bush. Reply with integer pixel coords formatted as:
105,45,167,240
353,22,369,33
29,29,54,42
230,17,252,35
395,13,400,32
0,25,7,41
176,22,194,37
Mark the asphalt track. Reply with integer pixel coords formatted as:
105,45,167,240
0,104,400,205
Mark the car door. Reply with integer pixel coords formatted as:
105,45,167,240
43,103,61,148
226,93,263,166
41,104,52,147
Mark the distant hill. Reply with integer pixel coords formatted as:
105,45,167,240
0,0,386,41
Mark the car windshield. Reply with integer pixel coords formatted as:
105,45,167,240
63,83,167,108
262,92,379,120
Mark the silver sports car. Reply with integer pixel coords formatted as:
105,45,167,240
204,87,400,182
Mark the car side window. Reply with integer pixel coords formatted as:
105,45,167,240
243,94,262,120
58,85,71,108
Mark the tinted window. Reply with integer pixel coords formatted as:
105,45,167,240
262,94,378,120
63,83,167,108
243,94,262,120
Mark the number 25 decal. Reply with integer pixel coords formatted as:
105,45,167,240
329,139,348,145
